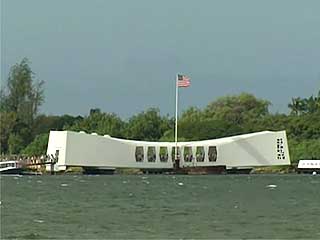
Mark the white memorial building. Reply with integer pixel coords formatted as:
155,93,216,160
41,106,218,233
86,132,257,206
46,130,290,174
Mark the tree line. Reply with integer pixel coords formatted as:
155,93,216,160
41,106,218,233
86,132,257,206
1,58,319,163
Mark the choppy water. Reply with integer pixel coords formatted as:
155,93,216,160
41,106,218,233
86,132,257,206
1,174,320,239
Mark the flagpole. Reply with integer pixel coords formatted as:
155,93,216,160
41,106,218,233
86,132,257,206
175,74,179,166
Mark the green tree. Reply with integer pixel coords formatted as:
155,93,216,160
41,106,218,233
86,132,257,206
0,112,17,153
32,114,83,136
289,139,320,163
8,133,25,154
0,58,45,153
2,58,44,123
288,97,305,115
204,93,270,125
126,108,172,141
68,109,126,138
288,90,320,115
23,133,49,156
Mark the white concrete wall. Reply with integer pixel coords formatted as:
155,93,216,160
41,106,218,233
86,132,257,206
217,131,290,167
64,132,174,169
46,131,68,171
46,130,291,170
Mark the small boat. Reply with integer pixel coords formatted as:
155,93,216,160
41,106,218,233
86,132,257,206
0,161,23,174
0,160,43,175
297,160,320,174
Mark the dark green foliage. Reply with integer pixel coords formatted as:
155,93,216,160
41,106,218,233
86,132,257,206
32,114,82,136
22,133,49,156
125,108,173,141
179,119,243,141
288,91,320,115
0,112,17,153
8,133,25,154
68,108,126,138
2,58,44,123
289,139,320,163
204,93,270,125
0,58,45,153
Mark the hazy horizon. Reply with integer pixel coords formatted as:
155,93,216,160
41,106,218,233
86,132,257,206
2,0,320,118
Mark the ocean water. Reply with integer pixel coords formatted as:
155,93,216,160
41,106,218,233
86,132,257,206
1,174,320,239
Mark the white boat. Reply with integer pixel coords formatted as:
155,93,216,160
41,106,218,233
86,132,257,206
297,160,320,174
0,161,23,174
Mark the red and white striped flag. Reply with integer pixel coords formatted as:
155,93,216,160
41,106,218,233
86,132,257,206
177,74,191,87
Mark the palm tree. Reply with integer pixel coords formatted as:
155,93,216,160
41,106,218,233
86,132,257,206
305,96,317,114
288,97,305,115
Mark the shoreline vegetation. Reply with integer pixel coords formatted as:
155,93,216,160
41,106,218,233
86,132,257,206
1,58,320,173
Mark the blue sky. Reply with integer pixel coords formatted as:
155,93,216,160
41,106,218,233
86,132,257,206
2,0,320,118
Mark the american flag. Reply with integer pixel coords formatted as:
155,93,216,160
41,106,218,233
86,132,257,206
177,74,191,87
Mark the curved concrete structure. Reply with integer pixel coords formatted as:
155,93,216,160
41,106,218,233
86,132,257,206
46,130,290,172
